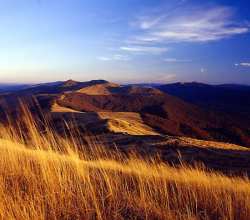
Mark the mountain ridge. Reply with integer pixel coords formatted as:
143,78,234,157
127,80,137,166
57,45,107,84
0,79,249,146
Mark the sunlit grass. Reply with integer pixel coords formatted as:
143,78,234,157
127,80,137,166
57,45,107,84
0,104,250,220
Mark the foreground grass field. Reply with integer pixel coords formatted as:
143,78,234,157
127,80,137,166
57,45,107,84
0,107,250,220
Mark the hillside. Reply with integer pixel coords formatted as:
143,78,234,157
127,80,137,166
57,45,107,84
0,80,249,146
57,81,250,146
1,113,250,220
1,86,250,219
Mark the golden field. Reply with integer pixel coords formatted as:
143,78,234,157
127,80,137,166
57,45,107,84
0,107,250,220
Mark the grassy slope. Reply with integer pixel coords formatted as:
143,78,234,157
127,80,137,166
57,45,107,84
0,109,250,219
1,138,250,220
52,101,160,136
98,111,159,135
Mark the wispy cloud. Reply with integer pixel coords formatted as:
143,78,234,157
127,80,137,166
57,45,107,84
97,56,112,61
133,73,176,83
159,74,177,82
164,58,191,63
120,46,168,54
132,5,249,44
235,62,250,67
149,73,177,83
200,68,207,73
97,54,130,61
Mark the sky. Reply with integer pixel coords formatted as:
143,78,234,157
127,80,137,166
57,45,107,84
0,0,250,84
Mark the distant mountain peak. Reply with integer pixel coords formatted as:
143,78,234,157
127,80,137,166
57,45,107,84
62,79,109,87
175,82,209,87
78,82,119,95
62,79,80,87
88,79,109,84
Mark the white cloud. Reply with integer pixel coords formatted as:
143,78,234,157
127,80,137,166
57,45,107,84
113,54,131,61
120,46,168,54
137,73,176,83
164,58,191,63
97,56,112,61
241,63,250,67
135,16,164,30
235,62,250,67
200,68,206,73
160,74,177,82
97,54,130,61
132,5,249,44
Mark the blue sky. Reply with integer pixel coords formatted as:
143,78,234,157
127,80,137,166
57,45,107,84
0,0,250,84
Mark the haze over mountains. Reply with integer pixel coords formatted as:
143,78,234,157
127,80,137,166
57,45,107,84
0,83,31,92
157,82,250,115
0,79,249,148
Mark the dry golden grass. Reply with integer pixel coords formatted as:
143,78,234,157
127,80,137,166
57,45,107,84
51,102,81,113
0,105,250,220
98,111,159,136
77,82,119,95
180,136,250,151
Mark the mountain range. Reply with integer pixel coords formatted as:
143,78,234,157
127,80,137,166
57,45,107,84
0,79,249,147
157,82,250,115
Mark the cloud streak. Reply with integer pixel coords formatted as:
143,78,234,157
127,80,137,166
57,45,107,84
120,46,168,54
164,58,191,63
132,5,249,44
97,54,130,61
235,62,250,67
